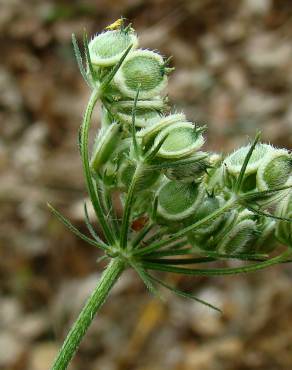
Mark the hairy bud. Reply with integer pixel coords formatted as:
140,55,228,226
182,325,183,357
114,49,168,99
157,180,204,222
89,29,138,67
153,122,205,159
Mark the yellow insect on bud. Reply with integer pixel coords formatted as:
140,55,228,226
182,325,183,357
105,18,124,31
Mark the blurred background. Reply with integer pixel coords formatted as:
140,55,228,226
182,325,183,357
1,0,292,369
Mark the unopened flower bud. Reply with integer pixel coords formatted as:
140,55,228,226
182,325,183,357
217,217,258,254
112,98,166,128
137,113,185,143
90,122,121,172
256,149,292,191
275,192,292,247
114,49,168,99
89,29,138,67
157,179,204,222
153,122,205,159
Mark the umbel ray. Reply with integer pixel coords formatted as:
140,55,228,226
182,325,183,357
49,18,292,370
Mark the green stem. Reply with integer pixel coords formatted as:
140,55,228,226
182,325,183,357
80,88,115,245
120,163,143,248
51,258,125,370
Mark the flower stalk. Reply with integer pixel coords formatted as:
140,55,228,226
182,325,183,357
51,259,125,370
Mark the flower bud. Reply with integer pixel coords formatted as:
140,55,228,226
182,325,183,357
189,209,237,251
118,161,161,192
89,29,138,67
165,152,210,182
111,98,166,128
114,49,168,99
255,218,277,253
256,149,292,191
224,143,272,176
275,192,292,246
217,217,258,254
90,122,121,172
153,122,205,159
223,143,273,191
157,180,204,222
137,113,186,143
193,195,226,235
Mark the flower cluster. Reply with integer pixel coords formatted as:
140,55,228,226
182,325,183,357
50,20,292,310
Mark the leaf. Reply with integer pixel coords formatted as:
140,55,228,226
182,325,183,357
145,249,267,261
145,272,222,313
242,184,292,202
101,43,133,88
234,132,261,193
245,205,292,222
151,196,159,223
143,257,215,265
47,203,106,250
141,251,290,276
72,34,91,86
84,203,108,249
83,30,97,82
146,248,195,258
132,264,163,300
144,133,170,162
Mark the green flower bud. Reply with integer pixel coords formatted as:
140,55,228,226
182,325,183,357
255,218,277,253
188,209,237,252
97,138,131,187
137,113,186,143
89,29,138,67
223,143,274,191
193,195,226,235
275,192,292,246
165,152,210,182
256,149,292,191
224,143,272,176
217,217,258,254
204,154,224,192
114,49,168,99
153,122,205,159
118,161,161,192
111,98,166,128
90,122,121,172
157,179,204,221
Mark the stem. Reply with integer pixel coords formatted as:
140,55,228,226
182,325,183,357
120,164,143,248
131,222,154,248
51,258,125,370
80,88,115,245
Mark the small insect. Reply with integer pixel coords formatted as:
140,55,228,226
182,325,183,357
106,18,124,31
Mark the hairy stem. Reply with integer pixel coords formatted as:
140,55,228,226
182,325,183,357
51,258,125,370
80,88,115,245
120,163,144,248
